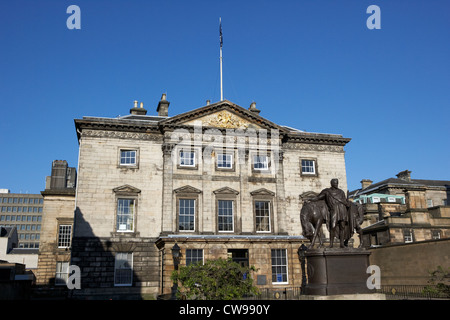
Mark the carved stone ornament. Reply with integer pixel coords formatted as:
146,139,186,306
200,111,251,129
82,129,162,141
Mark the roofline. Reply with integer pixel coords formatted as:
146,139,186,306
74,100,351,146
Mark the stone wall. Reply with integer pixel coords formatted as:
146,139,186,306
70,236,160,299
369,238,450,285
74,133,164,238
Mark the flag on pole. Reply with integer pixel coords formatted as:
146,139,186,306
219,18,223,48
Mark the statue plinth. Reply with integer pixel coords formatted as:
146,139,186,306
304,248,372,296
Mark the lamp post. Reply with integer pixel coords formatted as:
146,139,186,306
297,244,308,294
171,243,181,300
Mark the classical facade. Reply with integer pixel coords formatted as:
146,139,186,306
71,96,351,298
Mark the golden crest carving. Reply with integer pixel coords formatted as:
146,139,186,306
204,111,249,129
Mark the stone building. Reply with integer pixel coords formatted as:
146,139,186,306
35,160,76,293
350,170,450,247
72,96,351,298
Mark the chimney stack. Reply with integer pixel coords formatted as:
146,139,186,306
130,100,147,115
49,160,76,189
396,170,412,182
248,101,261,114
361,179,373,190
157,93,170,117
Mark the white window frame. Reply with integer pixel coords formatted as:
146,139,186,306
255,200,271,233
178,199,196,232
114,252,133,286
55,261,69,286
116,198,135,232
301,159,316,175
119,149,137,166
217,153,233,169
253,154,269,171
57,224,72,248
372,196,380,203
271,249,288,284
404,229,413,243
432,230,441,240
218,200,234,232
179,150,196,167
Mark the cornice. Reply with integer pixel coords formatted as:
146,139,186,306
285,132,351,146
41,188,76,197
73,101,351,147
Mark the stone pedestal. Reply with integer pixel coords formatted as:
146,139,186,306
305,248,371,295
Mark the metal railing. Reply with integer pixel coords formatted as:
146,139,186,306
159,285,450,300
244,287,304,300
376,285,450,300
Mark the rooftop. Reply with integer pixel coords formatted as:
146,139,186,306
350,170,450,197
75,96,351,147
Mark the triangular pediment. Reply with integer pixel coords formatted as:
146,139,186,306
174,185,202,194
160,100,287,132
250,188,275,196
213,187,239,195
113,184,141,194
185,109,257,129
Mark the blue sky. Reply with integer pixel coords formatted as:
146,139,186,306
1,0,449,194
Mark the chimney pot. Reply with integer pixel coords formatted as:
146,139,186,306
248,101,261,114
130,100,147,115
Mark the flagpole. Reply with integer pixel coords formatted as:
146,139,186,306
219,17,223,101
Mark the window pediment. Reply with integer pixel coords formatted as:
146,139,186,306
174,185,202,194
250,188,275,197
113,185,141,195
213,187,239,195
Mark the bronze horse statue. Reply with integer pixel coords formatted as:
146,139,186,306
301,200,364,249
300,199,329,248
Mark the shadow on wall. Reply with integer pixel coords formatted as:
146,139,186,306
68,207,145,300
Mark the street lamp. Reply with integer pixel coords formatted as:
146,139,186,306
171,243,181,300
172,243,181,265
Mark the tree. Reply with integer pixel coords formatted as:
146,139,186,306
171,258,259,300
423,266,450,298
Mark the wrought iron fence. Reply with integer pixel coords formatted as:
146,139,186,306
160,285,450,300
376,285,450,300
244,287,304,300
246,285,450,300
